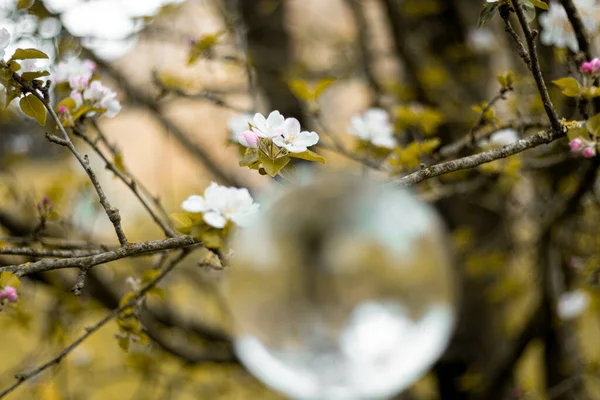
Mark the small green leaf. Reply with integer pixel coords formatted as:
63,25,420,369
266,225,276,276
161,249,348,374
19,94,47,126
527,0,548,10
585,113,600,135
170,212,193,234
239,148,260,167
260,155,291,177
8,61,21,72
288,149,326,164
114,152,126,174
11,48,49,61
567,126,589,141
17,0,34,9
118,336,130,352
289,80,312,102
553,77,581,97
201,229,224,249
0,272,21,288
478,2,499,28
147,287,165,301
522,1,537,23
21,71,50,81
313,77,336,99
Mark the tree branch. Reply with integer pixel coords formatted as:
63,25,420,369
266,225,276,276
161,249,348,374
0,250,191,399
509,0,563,133
559,0,592,60
398,126,565,186
0,236,200,277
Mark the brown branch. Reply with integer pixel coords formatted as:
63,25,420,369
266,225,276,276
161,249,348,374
0,236,200,277
509,0,563,133
13,74,129,247
0,250,191,399
438,119,548,159
398,126,566,186
559,0,592,60
0,247,106,258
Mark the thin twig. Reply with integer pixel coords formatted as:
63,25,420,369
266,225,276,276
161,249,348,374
13,74,129,247
0,250,191,399
0,247,106,258
398,126,566,187
0,236,201,277
509,0,563,133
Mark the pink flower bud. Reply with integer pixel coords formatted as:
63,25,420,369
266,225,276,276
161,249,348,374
58,106,68,114
592,58,600,74
237,129,259,148
581,61,594,74
582,146,596,158
42,195,50,204
570,138,583,152
2,286,18,303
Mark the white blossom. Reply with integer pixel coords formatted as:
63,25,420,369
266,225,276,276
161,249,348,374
467,28,497,52
0,28,10,60
539,0,599,53
53,57,96,84
272,117,319,153
181,182,259,229
228,113,254,142
479,128,520,147
347,108,397,149
72,80,121,118
557,289,590,320
252,110,286,139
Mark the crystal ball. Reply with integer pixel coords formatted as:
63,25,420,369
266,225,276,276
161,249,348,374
225,174,456,400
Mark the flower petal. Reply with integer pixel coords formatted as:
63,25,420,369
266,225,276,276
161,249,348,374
181,195,206,212
281,117,301,136
203,211,227,228
266,110,284,128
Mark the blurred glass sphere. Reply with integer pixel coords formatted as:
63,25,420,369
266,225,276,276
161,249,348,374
226,174,457,400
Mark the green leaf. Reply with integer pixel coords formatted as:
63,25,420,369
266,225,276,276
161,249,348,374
17,0,34,9
118,336,130,352
313,77,336,99
239,148,260,167
478,2,499,28
0,272,21,288
170,212,193,234
553,77,582,97
8,61,21,72
567,126,590,141
585,113,600,135
114,152,126,174
147,287,165,301
201,229,224,249
289,80,311,102
21,71,50,81
522,1,537,23
260,155,291,177
288,149,326,164
19,94,47,126
10,48,49,61
527,0,548,10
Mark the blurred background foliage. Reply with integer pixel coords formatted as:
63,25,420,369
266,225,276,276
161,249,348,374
1,0,600,399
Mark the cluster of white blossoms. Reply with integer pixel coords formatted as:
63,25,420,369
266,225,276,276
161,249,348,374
53,56,97,84
347,108,396,149
182,182,259,229
230,111,320,154
66,74,121,118
538,0,599,53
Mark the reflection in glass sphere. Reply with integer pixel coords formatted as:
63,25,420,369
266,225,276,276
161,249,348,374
226,174,457,400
